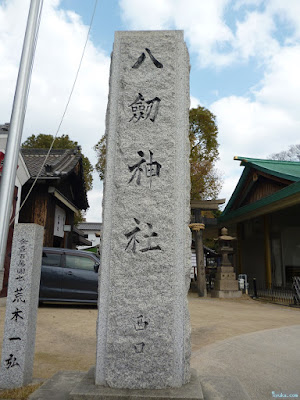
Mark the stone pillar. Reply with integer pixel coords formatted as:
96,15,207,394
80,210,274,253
96,31,191,389
0,223,44,388
189,223,206,297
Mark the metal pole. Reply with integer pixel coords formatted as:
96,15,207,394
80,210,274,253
0,0,43,274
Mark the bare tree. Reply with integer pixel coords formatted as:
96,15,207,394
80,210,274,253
269,144,300,161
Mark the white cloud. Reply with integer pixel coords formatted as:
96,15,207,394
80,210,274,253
267,0,300,42
233,0,264,8
190,96,201,109
119,0,172,29
119,0,300,69
211,44,300,204
85,176,103,221
234,11,279,61
0,0,110,220
172,0,234,67
2,0,300,218
254,46,300,118
118,0,300,203
119,0,235,67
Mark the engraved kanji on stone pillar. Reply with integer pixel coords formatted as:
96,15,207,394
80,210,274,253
96,31,191,389
0,224,43,389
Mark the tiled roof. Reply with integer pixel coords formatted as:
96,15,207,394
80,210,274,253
220,181,300,223
77,222,102,231
73,226,92,246
20,148,89,210
21,148,82,178
234,156,300,181
220,156,300,223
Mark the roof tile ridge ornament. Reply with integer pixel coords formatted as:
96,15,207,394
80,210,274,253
21,148,80,177
51,148,80,176
21,148,61,155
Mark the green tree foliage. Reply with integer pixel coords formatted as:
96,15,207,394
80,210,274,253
94,134,106,181
189,106,219,162
189,106,222,200
94,106,222,200
74,210,86,225
22,134,93,192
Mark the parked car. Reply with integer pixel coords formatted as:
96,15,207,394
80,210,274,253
39,247,100,304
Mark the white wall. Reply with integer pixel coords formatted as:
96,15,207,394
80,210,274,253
87,232,100,246
0,135,30,275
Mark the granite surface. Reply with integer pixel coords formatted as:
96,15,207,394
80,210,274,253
0,223,44,389
71,367,203,400
96,31,191,389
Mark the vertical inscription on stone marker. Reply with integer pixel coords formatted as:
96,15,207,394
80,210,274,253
96,31,191,389
0,224,43,389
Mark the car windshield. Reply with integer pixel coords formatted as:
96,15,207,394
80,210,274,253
65,255,96,271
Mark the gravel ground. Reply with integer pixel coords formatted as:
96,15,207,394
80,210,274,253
0,293,299,380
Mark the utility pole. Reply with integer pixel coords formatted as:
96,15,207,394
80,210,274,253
0,1,43,275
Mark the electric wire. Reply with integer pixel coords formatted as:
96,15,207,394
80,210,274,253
10,0,98,226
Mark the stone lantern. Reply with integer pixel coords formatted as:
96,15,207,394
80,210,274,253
211,227,242,298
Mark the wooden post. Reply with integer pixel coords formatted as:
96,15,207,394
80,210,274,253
264,215,272,288
190,223,206,297
237,222,243,275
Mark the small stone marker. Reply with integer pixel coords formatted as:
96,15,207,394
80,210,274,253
96,31,191,389
0,223,44,389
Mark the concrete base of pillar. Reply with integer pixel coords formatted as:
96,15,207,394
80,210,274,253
71,368,204,400
28,367,251,400
28,368,204,400
210,290,242,298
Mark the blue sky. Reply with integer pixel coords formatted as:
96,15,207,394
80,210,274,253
1,0,300,221
59,0,265,105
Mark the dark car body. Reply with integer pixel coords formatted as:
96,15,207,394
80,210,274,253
39,247,100,304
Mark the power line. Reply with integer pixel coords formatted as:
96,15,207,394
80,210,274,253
11,0,99,225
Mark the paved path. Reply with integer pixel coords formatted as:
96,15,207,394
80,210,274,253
1,294,300,399
192,325,300,400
